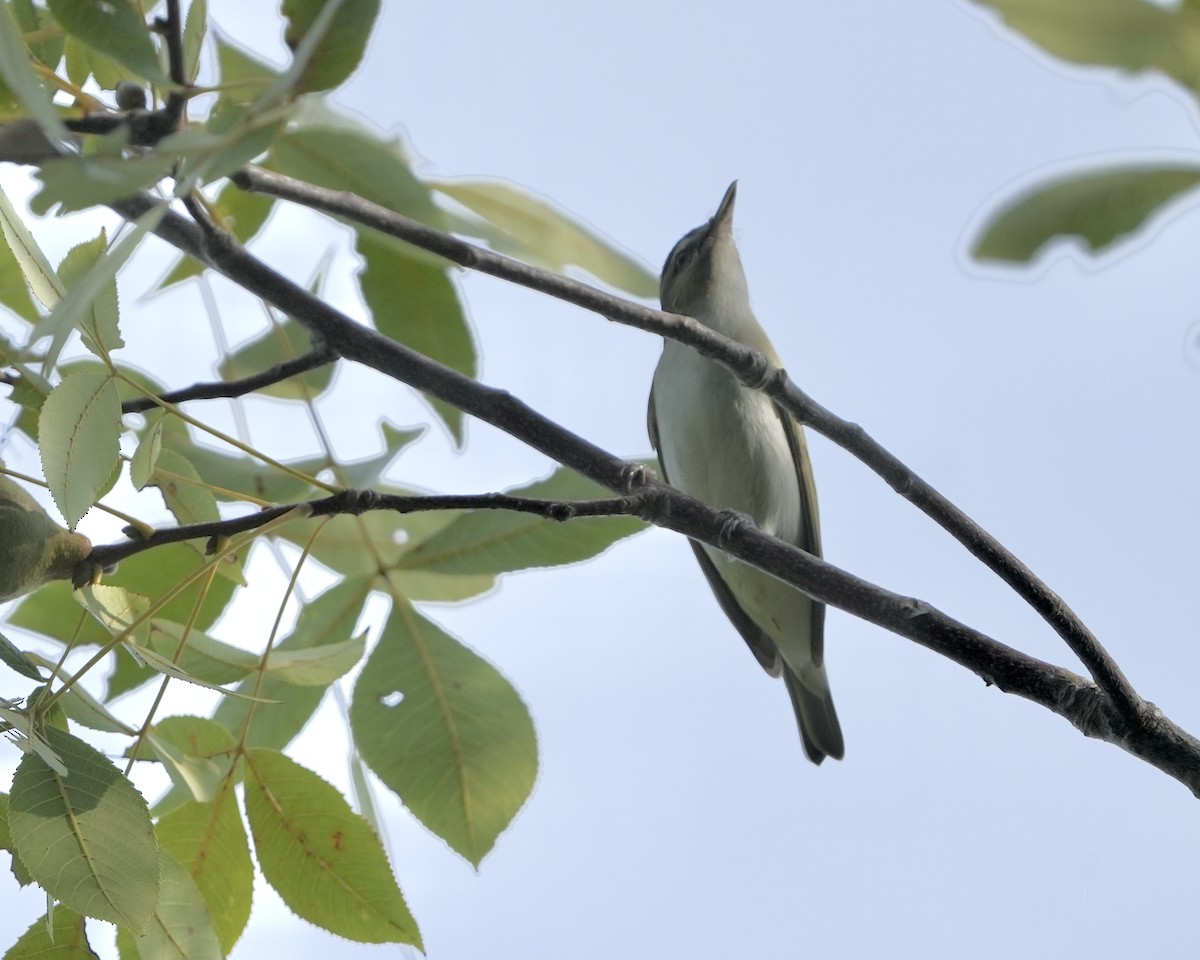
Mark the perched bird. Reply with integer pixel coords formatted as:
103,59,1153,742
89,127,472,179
648,182,843,763
0,473,92,603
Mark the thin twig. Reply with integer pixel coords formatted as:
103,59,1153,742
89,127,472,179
120,346,338,413
87,488,639,568
229,164,1141,723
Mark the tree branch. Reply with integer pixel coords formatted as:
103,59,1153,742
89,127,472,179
85,487,639,568
93,189,1196,789
228,165,1140,721
120,345,337,413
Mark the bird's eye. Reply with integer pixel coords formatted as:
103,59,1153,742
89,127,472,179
673,246,694,271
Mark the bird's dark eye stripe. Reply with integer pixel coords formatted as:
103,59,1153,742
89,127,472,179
664,228,705,277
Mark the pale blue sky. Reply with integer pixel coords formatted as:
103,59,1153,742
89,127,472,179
4,2,1200,958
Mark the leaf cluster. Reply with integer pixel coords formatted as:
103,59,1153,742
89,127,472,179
0,1,653,955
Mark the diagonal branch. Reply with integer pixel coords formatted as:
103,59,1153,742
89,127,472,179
228,164,1140,722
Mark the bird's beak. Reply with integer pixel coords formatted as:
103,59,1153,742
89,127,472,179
712,180,738,233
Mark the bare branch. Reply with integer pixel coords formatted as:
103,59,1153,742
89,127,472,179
89,190,1199,788
229,165,1140,721
120,345,337,413
85,487,639,568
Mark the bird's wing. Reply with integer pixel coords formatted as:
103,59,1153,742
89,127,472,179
648,384,783,677
776,402,826,669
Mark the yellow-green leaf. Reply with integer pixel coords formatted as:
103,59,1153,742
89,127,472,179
356,231,474,443
397,465,646,576
57,229,124,357
243,748,422,947
5,908,94,958
147,448,220,525
46,0,168,85
350,601,537,866
266,631,366,685
157,797,253,956
147,619,260,685
217,317,333,400
8,726,160,928
282,0,380,93
968,0,1200,91
268,124,443,225
127,853,223,960
39,371,121,528
434,178,658,297
973,165,1200,262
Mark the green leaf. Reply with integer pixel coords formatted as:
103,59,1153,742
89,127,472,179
350,602,537,866
5,908,95,958
0,474,93,602
217,317,333,400
57,229,124,358
137,715,236,810
0,792,10,849
32,200,166,372
0,183,66,311
10,546,238,666
163,438,326,505
0,3,68,142
209,579,368,753
11,0,66,73
397,465,646,576
22,654,136,734
434,179,658,297
127,853,223,960
156,797,253,956
147,448,220,525
280,505,496,599
146,619,259,685
968,0,1200,91
129,416,162,490
356,231,475,443
8,726,160,928
268,125,443,225
142,733,227,805
0,701,66,775
266,631,366,685
0,192,40,322
972,165,1200,262
64,32,134,90
125,641,270,700
46,0,169,85
77,583,151,643
0,629,43,680
282,0,380,93
38,371,121,528
213,34,280,110
182,0,208,83
31,153,176,216
243,748,422,947
168,109,287,191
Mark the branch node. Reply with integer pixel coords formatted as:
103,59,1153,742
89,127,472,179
714,509,756,550
618,460,652,495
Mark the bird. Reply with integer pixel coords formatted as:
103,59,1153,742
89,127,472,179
0,473,92,603
647,182,844,764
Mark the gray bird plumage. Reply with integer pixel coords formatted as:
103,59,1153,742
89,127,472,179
648,182,843,763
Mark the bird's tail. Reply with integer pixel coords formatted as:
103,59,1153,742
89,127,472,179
784,668,844,764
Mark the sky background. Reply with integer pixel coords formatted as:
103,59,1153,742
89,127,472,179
4,1,1200,958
